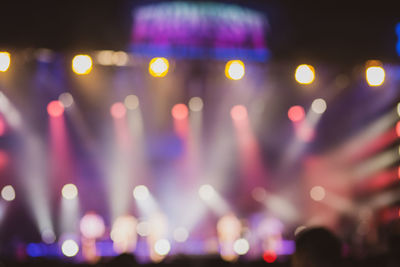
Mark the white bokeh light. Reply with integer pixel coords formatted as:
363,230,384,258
154,239,171,256
61,239,79,257
311,98,327,114
133,185,150,201
233,238,250,255
1,185,15,201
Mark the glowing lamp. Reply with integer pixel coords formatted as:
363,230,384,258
61,239,79,257
110,102,127,119
47,100,64,117
230,105,248,120
72,55,92,75
110,215,138,253
80,212,105,239
173,227,189,243
310,186,326,201
233,238,250,255
124,95,139,110
263,250,277,263
311,98,327,114
171,103,189,120
154,239,171,256
0,52,11,72
133,185,150,201
366,66,385,86
58,93,74,108
188,97,203,112
396,121,400,137
295,64,315,84
149,57,169,77
1,185,15,201
198,184,216,201
61,184,78,200
225,60,245,80
288,105,305,122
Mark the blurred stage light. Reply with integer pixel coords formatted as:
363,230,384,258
288,105,305,122
80,212,105,239
396,121,400,137
47,100,65,117
366,66,385,86
310,186,326,201
133,185,150,201
230,105,248,120
149,57,169,77
0,52,11,72
173,227,189,243
136,221,151,237
311,98,327,114
188,97,204,112
295,64,315,84
1,185,15,201
61,184,78,200
233,238,250,255
97,50,114,66
112,51,129,66
58,93,74,108
41,229,56,244
154,239,171,256
61,239,79,257
171,103,189,120
124,95,139,110
72,55,92,75
263,250,277,263
110,215,138,253
225,60,245,80
397,103,400,117
198,184,216,201
110,102,127,119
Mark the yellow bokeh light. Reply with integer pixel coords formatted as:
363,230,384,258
366,66,385,86
149,57,169,77
225,60,245,80
0,52,11,72
295,64,315,84
72,55,92,75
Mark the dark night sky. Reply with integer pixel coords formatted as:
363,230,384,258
0,0,399,63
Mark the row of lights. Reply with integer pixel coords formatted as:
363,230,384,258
0,51,386,86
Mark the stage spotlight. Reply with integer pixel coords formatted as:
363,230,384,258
112,51,129,66
173,227,189,243
80,212,105,239
288,105,305,122
310,186,326,201
136,221,151,237
198,184,216,201
61,184,78,200
72,55,92,75
96,50,113,66
0,52,10,72
110,102,127,119
233,238,250,255
149,57,169,77
171,103,189,120
47,100,65,117
188,97,204,112
366,66,385,86
225,60,245,80
263,250,277,263
311,98,327,114
396,121,400,137
1,185,15,201
133,185,150,201
154,239,171,256
397,103,400,117
124,95,139,110
41,229,56,244
110,215,138,253
61,239,79,257
58,93,74,108
230,105,248,120
295,64,315,85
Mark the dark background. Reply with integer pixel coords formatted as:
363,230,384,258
0,0,399,63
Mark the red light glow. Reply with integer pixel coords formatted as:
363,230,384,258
396,121,400,137
0,116,5,136
0,150,9,170
231,105,248,120
171,104,189,120
288,105,305,122
110,102,126,119
47,101,64,117
263,250,277,263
